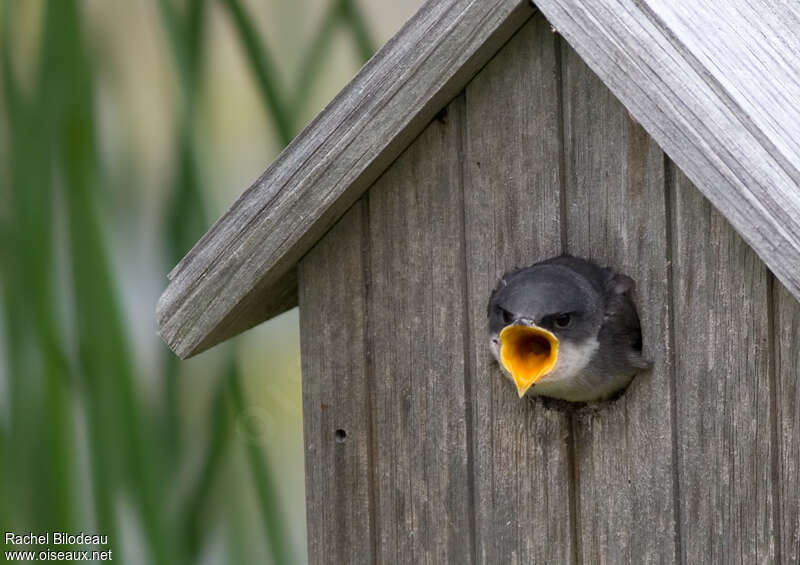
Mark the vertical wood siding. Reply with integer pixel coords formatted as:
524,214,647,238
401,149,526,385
776,283,800,564
463,15,573,563
299,11,800,564
299,203,374,563
561,46,678,563
365,95,473,564
670,168,776,563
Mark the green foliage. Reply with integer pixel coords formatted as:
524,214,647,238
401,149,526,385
0,0,377,562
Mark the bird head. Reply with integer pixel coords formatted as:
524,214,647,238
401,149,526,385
488,262,605,398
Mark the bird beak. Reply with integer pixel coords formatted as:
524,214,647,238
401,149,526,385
499,325,559,398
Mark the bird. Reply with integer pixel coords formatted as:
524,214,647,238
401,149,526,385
487,254,650,402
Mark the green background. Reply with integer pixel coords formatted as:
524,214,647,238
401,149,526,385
0,0,421,562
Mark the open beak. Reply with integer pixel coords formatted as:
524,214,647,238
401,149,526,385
499,325,559,398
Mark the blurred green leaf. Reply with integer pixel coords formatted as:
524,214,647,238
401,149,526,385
218,0,293,145
289,0,341,127
159,0,210,475
0,0,384,561
0,1,78,536
230,367,296,565
0,429,6,524
341,0,376,63
159,3,301,562
45,0,174,561
181,358,234,562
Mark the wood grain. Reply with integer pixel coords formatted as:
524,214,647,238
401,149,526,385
775,281,800,565
298,202,373,565
670,168,776,563
535,0,800,310
561,44,677,564
463,15,575,563
158,0,535,358
366,95,473,563
290,7,800,563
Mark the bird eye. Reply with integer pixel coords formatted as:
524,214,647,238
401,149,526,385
554,313,572,328
499,307,514,325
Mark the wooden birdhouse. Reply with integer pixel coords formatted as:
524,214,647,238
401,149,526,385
158,0,800,562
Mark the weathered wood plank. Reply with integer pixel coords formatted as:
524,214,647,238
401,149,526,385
535,0,800,309
775,281,800,564
298,202,373,565
643,1,800,176
463,15,574,563
366,95,473,563
158,0,535,358
671,168,776,563
561,44,677,564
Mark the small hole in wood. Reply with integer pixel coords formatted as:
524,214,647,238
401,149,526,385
334,429,347,443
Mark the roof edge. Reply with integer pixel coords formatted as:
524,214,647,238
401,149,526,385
157,0,535,358
535,0,800,303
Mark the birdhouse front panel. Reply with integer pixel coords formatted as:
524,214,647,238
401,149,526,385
298,12,800,565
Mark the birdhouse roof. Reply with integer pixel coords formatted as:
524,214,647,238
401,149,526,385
158,0,800,358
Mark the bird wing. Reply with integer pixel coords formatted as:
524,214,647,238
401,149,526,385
601,276,651,369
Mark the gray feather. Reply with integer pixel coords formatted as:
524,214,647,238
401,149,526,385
488,254,650,401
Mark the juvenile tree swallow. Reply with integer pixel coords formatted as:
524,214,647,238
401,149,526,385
488,255,650,402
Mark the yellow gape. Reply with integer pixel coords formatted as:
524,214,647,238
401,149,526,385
499,325,559,397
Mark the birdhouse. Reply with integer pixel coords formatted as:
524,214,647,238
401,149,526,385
158,1,800,562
